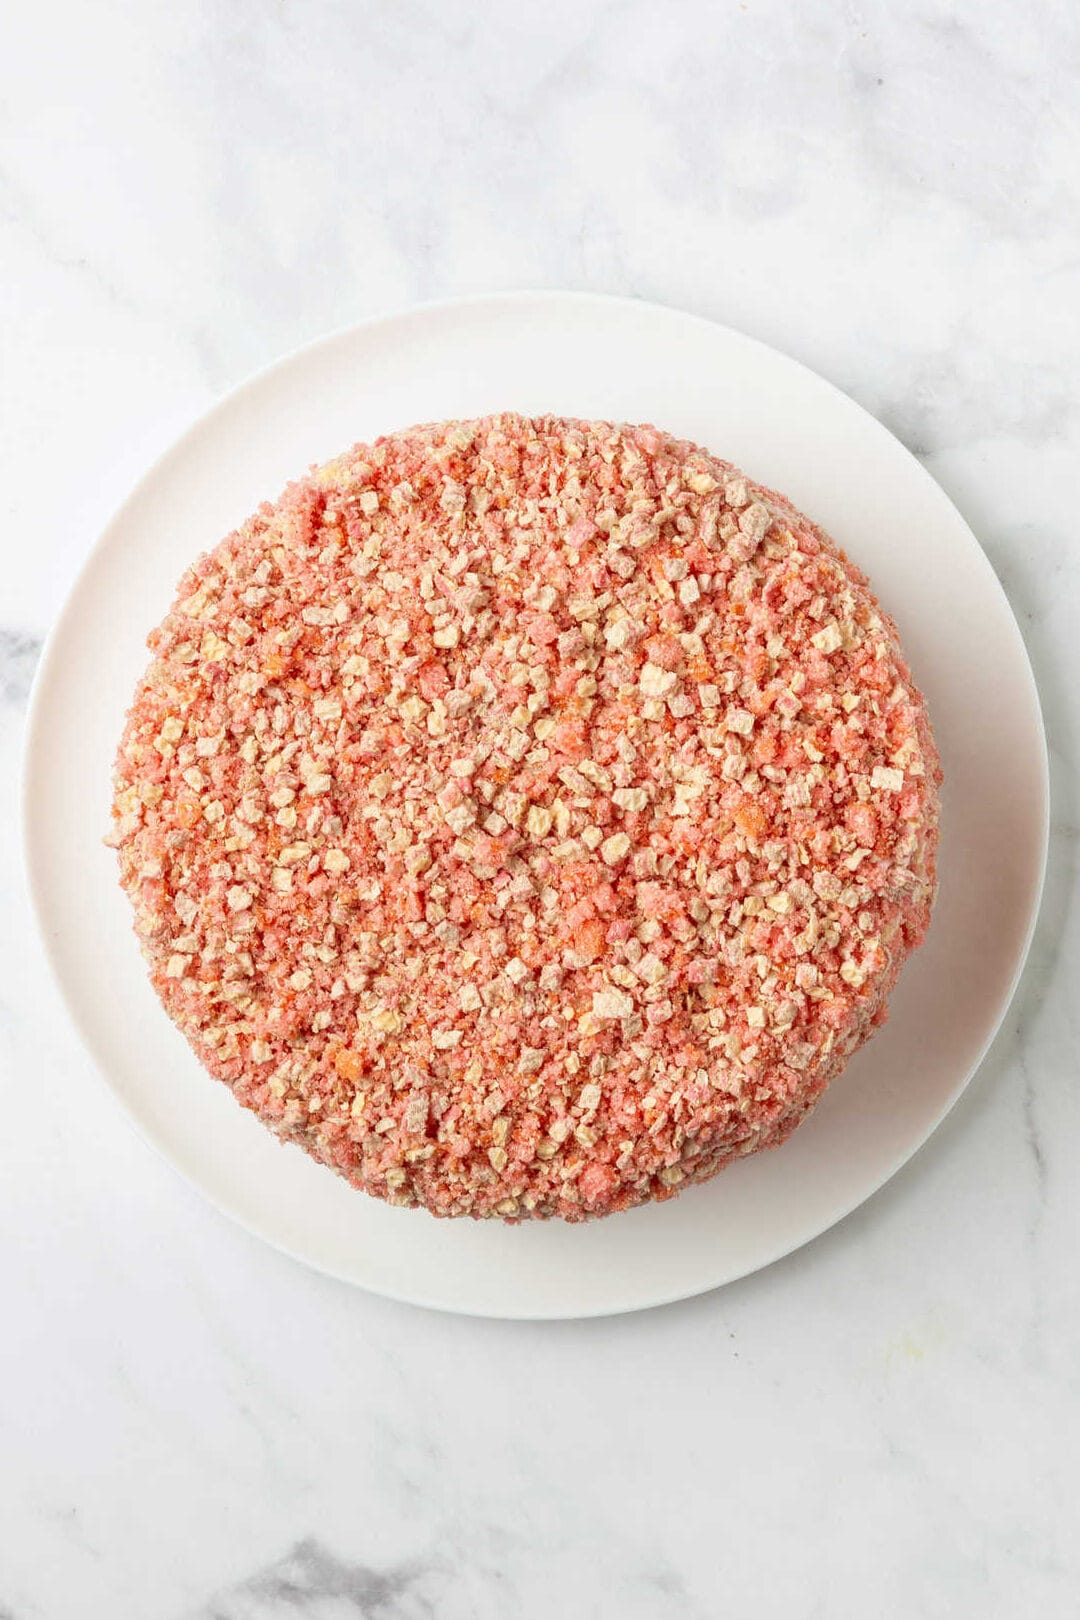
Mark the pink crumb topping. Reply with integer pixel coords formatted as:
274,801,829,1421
110,415,941,1221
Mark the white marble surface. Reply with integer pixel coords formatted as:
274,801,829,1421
2,1,1078,1615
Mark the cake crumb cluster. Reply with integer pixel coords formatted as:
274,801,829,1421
111,415,940,1221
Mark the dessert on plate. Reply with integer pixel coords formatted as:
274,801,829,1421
110,415,940,1220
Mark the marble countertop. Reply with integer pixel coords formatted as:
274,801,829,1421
2,2,1078,1615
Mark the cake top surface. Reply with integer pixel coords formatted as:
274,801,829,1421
112,415,939,1220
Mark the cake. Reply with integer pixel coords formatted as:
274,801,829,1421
110,415,941,1220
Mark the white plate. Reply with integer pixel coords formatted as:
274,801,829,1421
23,293,1048,1319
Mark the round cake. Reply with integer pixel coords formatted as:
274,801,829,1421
111,415,941,1221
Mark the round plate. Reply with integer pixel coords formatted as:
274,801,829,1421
23,293,1047,1318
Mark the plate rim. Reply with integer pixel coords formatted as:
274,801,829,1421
20,289,1050,1318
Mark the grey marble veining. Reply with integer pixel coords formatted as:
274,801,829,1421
187,1540,438,1620
0,633,41,707
1,1,1078,1616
